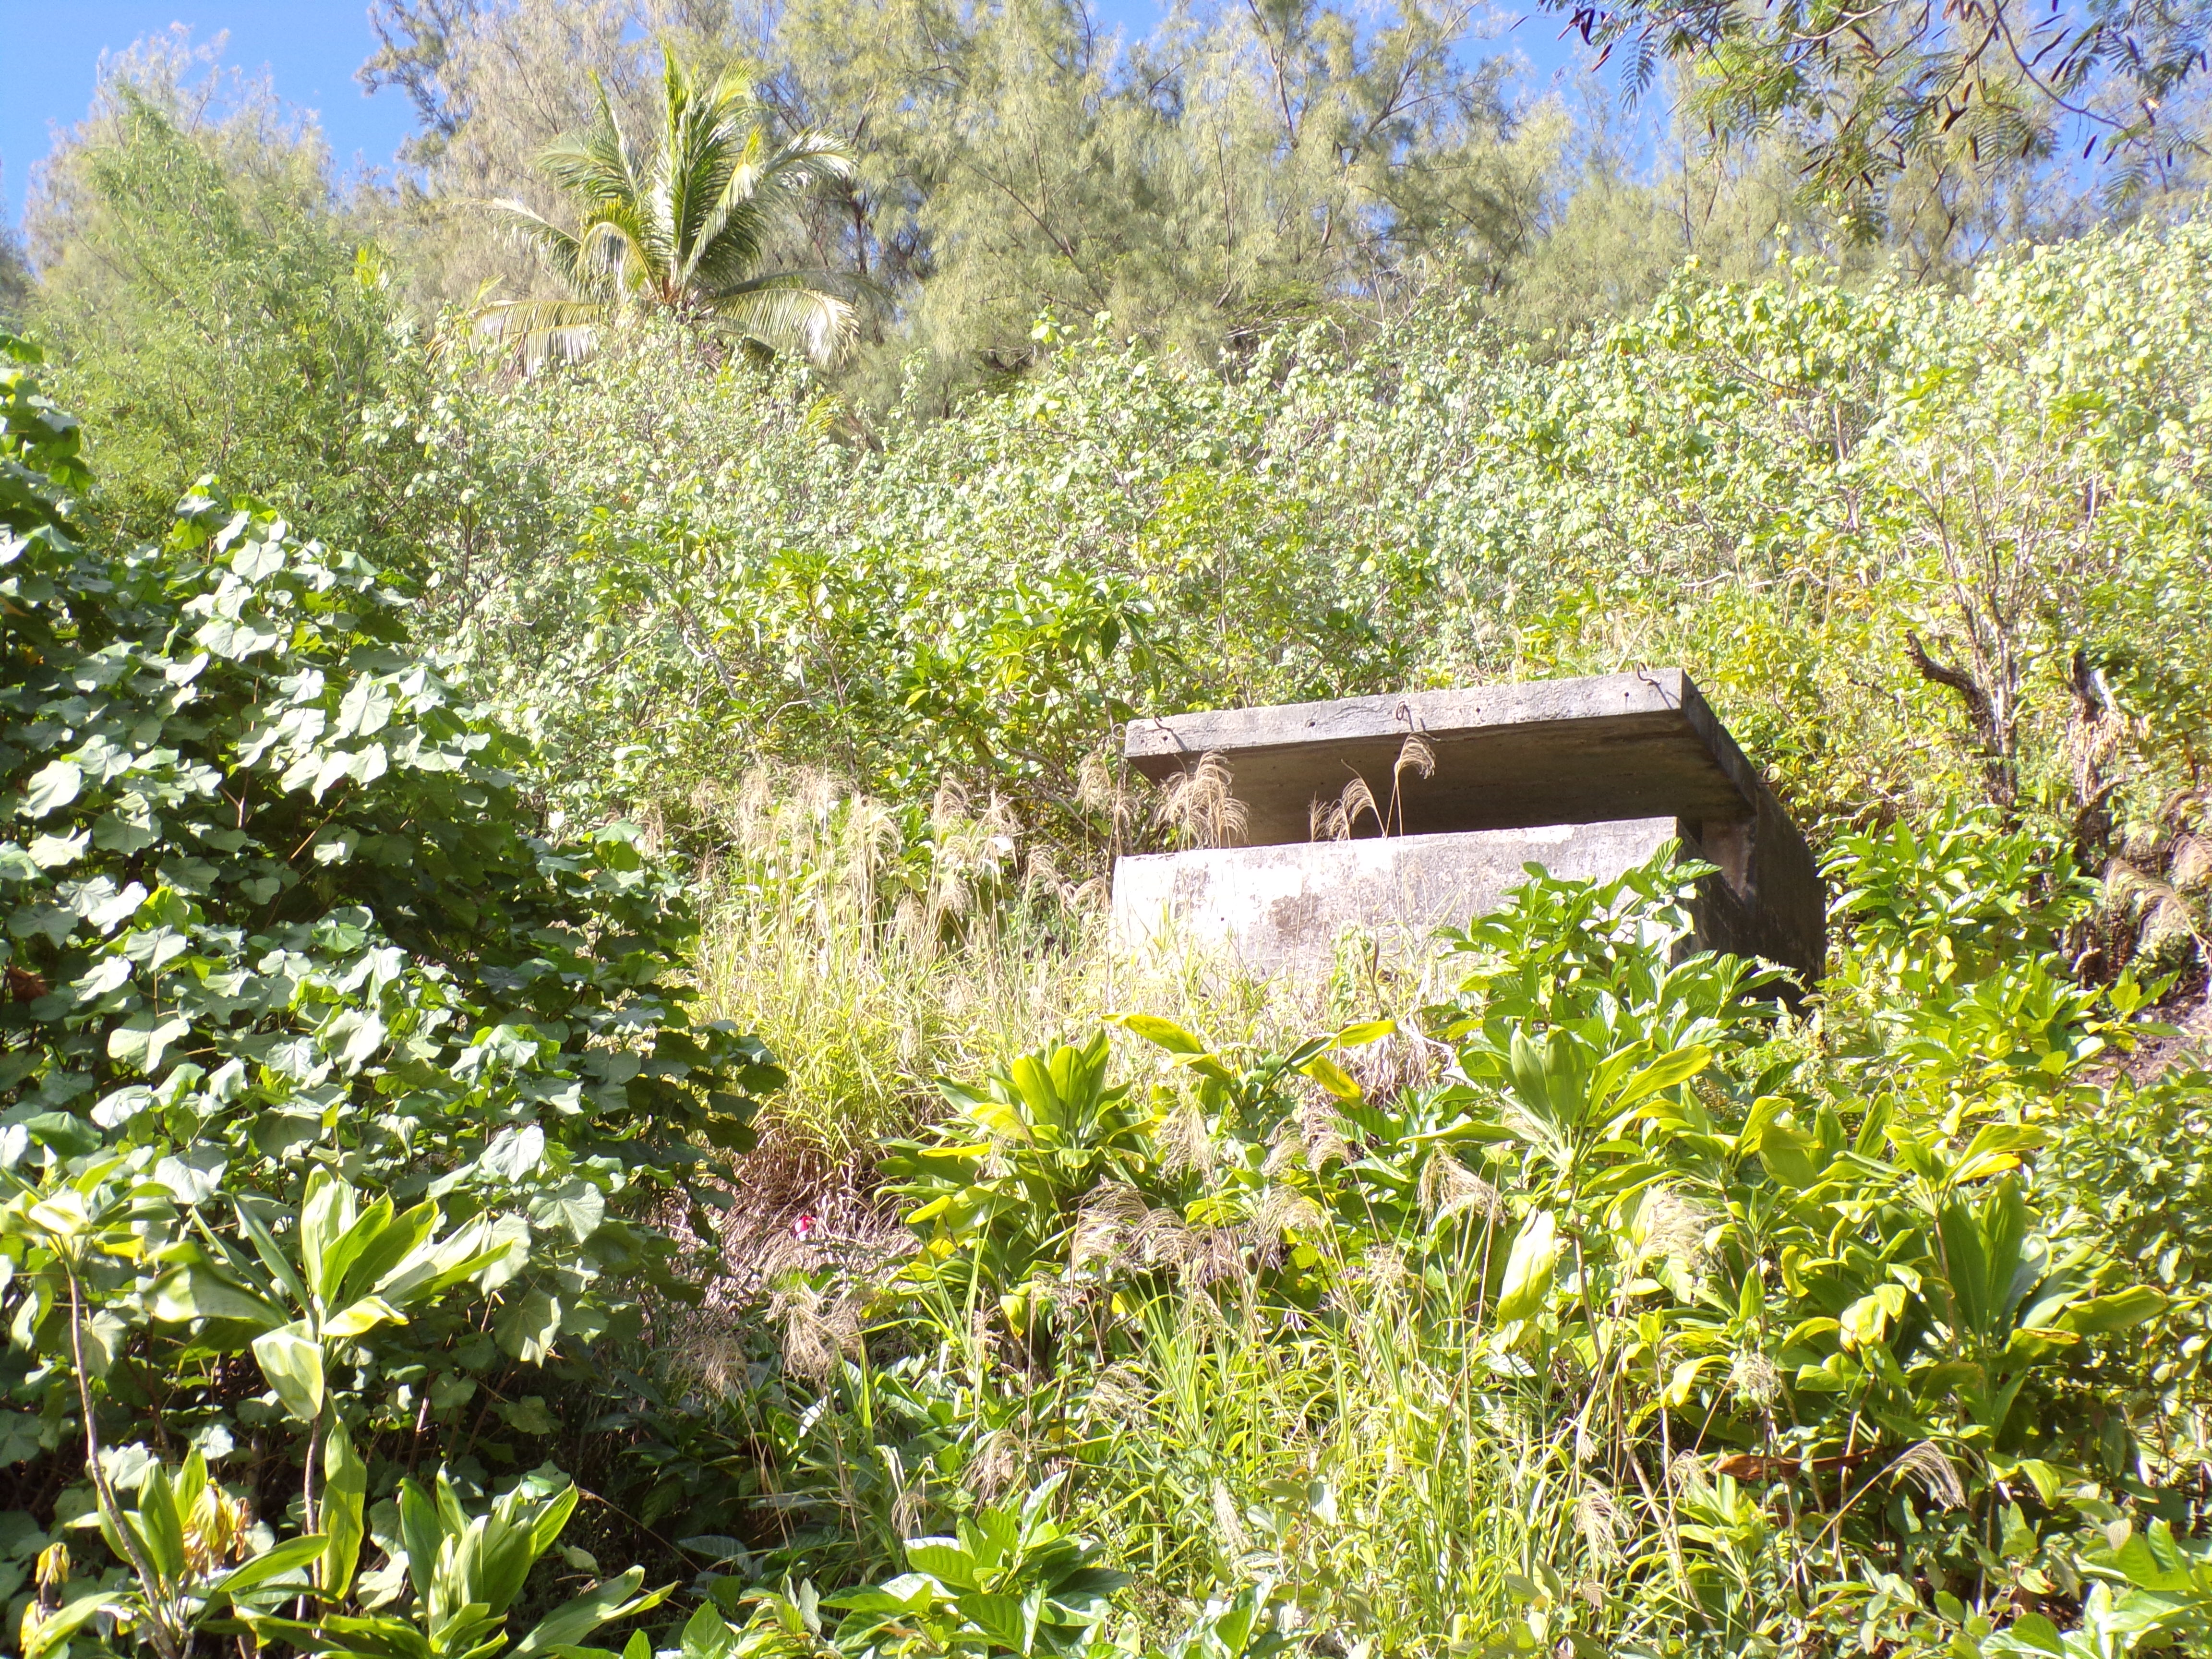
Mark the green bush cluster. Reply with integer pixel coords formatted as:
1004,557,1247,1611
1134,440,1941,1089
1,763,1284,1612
0,334,779,1652
353,227,2212,972
716,836,2207,1658
8,103,2212,1658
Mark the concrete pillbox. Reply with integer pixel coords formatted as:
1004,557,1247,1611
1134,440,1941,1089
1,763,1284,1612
1111,669,1824,980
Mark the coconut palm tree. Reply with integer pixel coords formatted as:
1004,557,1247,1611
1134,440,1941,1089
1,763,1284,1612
480,51,859,366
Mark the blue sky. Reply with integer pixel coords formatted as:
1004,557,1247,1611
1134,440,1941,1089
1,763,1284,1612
0,0,1601,228
1,3,415,223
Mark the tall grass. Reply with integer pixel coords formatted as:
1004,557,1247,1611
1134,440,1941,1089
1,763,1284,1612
690,766,1451,1169
834,1222,1618,1653
686,769,1655,1652
1100,1280,1596,1652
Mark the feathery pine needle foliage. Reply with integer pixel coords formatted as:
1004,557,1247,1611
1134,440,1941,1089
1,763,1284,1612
23,51,421,556
1543,0,2212,227
359,0,1560,393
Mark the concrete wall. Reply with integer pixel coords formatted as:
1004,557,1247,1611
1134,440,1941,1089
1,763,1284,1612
1119,670,1827,985
1111,818,1681,976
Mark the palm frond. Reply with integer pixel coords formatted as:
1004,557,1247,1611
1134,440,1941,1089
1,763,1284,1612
687,195,777,293
477,199,595,292
574,198,663,294
688,128,856,293
470,297,612,371
709,277,858,364
516,47,860,358
661,74,754,283
761,130,859,193
720,131,856,234
538,72,642,207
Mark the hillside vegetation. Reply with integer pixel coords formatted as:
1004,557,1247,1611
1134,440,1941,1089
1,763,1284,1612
3,8,2212,1659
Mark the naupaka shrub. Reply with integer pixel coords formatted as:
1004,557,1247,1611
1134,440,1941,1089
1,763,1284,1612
0,333,779,1638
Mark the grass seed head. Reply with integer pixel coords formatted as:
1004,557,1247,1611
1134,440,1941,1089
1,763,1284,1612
1419,1151,1503,1221
1156,752,1249,850
1894,1440,1966,1510
770,1276,864,1383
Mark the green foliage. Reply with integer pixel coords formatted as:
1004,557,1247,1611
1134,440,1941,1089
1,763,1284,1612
16,28,2212,1655
246,1466,669,1659
480,49,859,368
1543,0,2209,227
13,1446,331,1659
375,224,2212,1001
0,337,781,1649
1828,807,2095,974
883,1033,1152,1315
24,53,422,558
360,0,1560,394
729,834,2202,1657
823,1474,1127,1658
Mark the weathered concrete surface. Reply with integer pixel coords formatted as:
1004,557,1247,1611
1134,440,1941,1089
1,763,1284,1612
1112,820,1681,976
1129,669,1766,840
1118,670,1826,981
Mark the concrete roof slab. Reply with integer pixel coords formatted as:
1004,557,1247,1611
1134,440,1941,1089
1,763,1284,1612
1124,669,1767,846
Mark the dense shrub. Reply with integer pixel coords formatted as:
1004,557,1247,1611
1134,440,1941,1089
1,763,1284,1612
0,334,778,1648
10,115,2212,1659
717,844,2201,1659
380,227,2212,987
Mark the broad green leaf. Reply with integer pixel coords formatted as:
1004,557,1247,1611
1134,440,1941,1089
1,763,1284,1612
28,830,88,869
397,1479,440,1604
107,1011,190,1075
241,1609,432,1659
214,1532,331,1599
1755,1122,1823,1190
1838,1284,1908,1352
2059,1285,2166,1337
1299,1054,1362,1103
136,1462,189,1584
148,1263,287,1331
967,1099,1035,1143
1114,1014,1205,1054
1993,1612,2065,1656
299,1169,357,1302
252,1320,326,1424
495,1288,563,1363
907,1541,983,1591
511,1567,671,1657
1174,1054,1238,1086
23,1591,125,1659
318,1196,399,1310
956,1590,1034,1653
1507,1029,1588,1137
174,1448,208,1518
1495,1210,1560,1325
337,1200,438,1304
677,1602,736,1659
323,1295,407,1339
1612,1044,1712,1111
373,1212,520,1304
234,1199,313,1315
21,761,83,819
527,1482,583,1561
1951,1123,2046,1185
322,1422,368,1599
